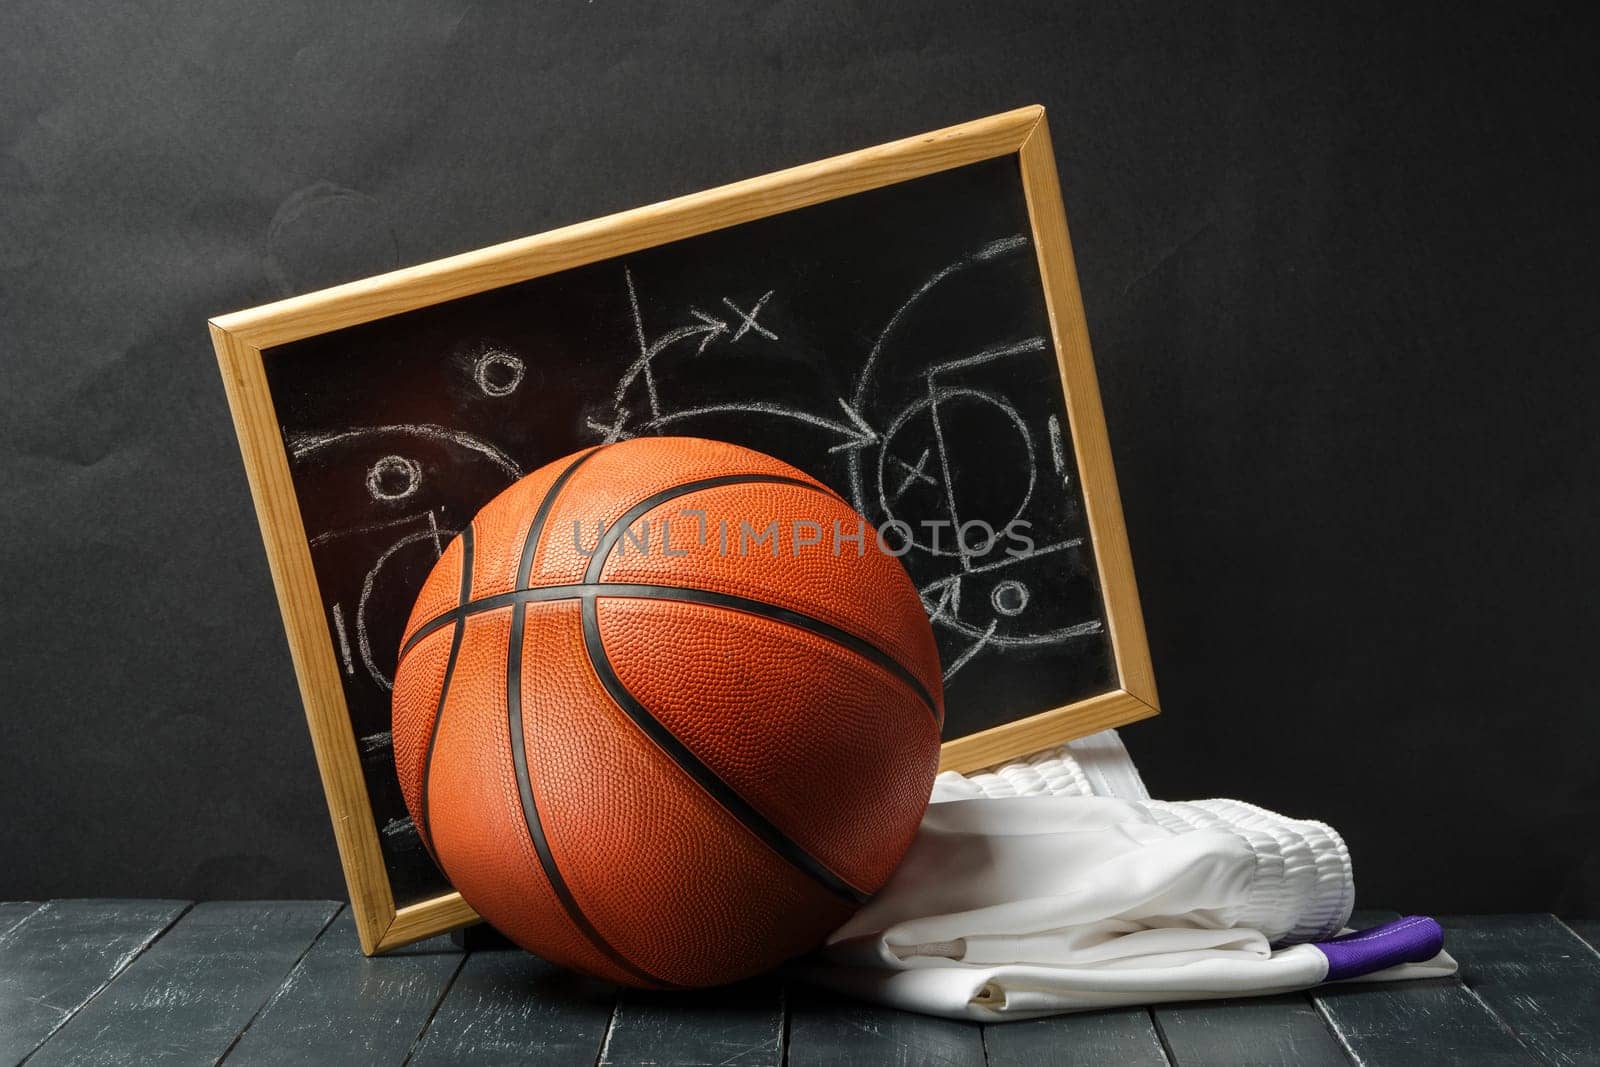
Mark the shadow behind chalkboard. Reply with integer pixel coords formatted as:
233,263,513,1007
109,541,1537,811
264,156,1114,905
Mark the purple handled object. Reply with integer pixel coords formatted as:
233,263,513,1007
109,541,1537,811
1313,915,1445,981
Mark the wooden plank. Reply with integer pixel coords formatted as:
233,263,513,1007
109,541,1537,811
0,899,189,1063
220,909,462,1065
1441,914,1600,1066
27,901,338,1067
1153,993,1348,1066
1311,910,1533,1066
0,901,41,939
408,950,616,1066
786,984,985,1067
984,1006,1168,1067
599,978,784,1067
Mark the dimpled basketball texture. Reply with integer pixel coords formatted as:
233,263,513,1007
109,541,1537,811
391,437,943,987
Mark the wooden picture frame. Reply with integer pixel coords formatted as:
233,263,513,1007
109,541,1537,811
210,105,1157,954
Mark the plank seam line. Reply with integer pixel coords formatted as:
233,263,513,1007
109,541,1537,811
1308,993,1366,1066
216,904,344,1064
775,985,790,1066
594,996,622,1066
1146,1006,1178,1067
1553,915,1600,964
0,902,44,943
18,901,195,1067
399,946,469,1066
1452,971,1533,1048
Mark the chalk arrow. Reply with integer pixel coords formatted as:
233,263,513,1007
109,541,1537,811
607,313,733,437
687,309,729,353
642,396,879,452
828,398,879,453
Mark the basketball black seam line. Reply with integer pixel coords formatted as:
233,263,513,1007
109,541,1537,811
503,448,671,988
579,593,871,907
580,473,885,905
400,472,939,720
581,473,830,585
417,522,474,851
400,581,939,723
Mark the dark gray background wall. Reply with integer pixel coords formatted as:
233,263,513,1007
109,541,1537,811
2,2,1595,915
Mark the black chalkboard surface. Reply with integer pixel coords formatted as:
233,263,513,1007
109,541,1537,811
213,107,1156,949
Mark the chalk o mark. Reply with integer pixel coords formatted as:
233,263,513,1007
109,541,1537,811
473,347,526,397
991,580,1030,616
366,455,422,502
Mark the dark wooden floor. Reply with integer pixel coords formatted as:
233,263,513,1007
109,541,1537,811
1,903,1596,1065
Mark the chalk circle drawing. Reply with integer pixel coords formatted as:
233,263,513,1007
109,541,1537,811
874,386,1035,556
992,580,1030,616
365,455,422,502
291,424,523,693
472,346,526,397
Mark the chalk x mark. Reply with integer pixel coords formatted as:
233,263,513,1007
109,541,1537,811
722,291,777,341
890,448,937,500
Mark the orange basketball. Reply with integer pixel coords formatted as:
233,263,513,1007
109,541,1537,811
391,437,943,987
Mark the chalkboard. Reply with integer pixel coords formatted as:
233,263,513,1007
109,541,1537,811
211,107,1156,951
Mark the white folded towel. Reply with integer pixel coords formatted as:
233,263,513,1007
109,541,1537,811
799,732,1456,1021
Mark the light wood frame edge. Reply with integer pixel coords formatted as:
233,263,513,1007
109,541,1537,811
207,103,1154,952
934,111,1163,773
209,322,400,954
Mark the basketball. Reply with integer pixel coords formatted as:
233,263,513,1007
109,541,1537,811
391,437,943,987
